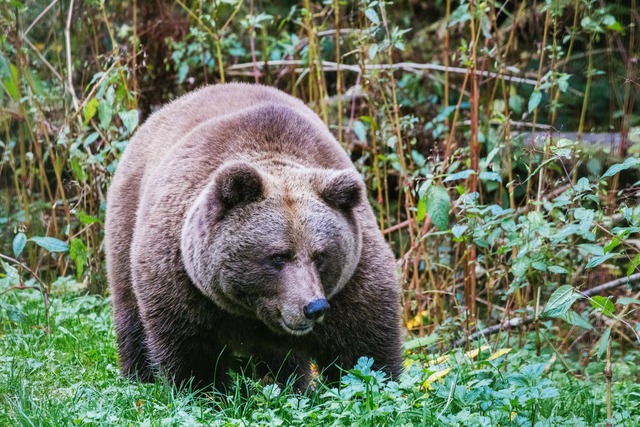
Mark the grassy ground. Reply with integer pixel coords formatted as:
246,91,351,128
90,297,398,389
1,289,639,426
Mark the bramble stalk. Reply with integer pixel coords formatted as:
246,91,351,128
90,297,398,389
303,0,326,121
526,7,551,201
249,0,260,84
334,0,343,144
571,27,594,190
443,0,450,120
609,0,636,211
465,0,482,327
605,336,613,426
131,0,139,93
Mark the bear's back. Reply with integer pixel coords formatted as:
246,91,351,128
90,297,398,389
121,84,322,187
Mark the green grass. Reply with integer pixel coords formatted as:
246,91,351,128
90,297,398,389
1,290,639,426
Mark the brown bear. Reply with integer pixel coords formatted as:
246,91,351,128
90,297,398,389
105,83,403,390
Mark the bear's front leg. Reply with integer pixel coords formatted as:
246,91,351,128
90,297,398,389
144,316,230,391
111,287,153,382
253,351,312,391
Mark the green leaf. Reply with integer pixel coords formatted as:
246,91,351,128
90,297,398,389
590,296,615,318
540,285,582,318
532,261,547,271
595,327,611,359
607,21,624,32
581,16,604,33
602,15,616,26
617,297,640,306
451,224,468,239
12,232,27,257
1,62,20,101
69,238,87,279
585,253,615,269
29,236,69,253
118,110,139,135
479,171,502,183
627,253,640,276
601,157,640,179
0,300,27,322
98,100,113,129
403,334,438,350
77,211,102,225
512,256,531,278
83,98,99,125
528,90,542,113
352,120,367,142
0,260,20,290
443,169,475,182
358,115,378,130
508,94,524,114
574,207,594,232
548,265,568,274
416,195,427,222
603,237,621,254
560,310,594,331
368,43,378,60
578,244,604,256
603,15,623,32
425,185,450,231
70,158,87,183
364,8,380,25
83,132,100,148
177,62,189,83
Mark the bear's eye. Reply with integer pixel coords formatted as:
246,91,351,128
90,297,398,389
271,254,290,267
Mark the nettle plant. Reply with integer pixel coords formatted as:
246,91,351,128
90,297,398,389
444,139,640,339
532,155,640,339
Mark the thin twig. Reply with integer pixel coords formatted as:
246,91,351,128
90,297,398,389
0,253,51,334
71,60,119,120
383,219,410,235
0,253,49,291
64,0,79,111
21,0,59,37
22,37,64,82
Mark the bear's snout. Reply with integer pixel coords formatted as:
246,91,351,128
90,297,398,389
303,298,330,320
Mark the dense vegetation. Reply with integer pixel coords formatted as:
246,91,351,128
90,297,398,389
1,0,639,425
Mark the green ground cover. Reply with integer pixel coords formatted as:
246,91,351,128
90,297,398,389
1,290,639,426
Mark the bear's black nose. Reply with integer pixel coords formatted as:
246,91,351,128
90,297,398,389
303,299,330,320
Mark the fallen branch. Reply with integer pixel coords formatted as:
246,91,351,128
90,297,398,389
226,60,539,86
450,272,640,349
581,272,640,297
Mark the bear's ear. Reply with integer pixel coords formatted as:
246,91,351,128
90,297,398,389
317,170,365,211
214,162,265,209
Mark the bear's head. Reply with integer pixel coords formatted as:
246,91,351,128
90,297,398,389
181,161,364,336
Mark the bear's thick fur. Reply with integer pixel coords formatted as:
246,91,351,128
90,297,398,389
105,83,403,390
